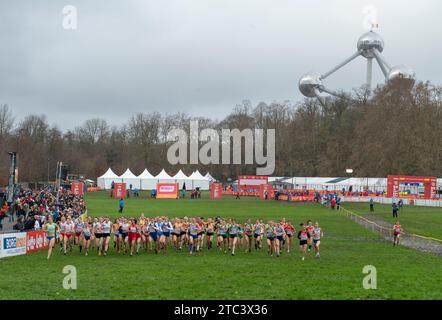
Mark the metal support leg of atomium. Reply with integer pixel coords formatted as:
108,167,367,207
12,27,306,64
299,31,416,104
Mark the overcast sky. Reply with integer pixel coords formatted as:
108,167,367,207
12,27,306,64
1,0,441,129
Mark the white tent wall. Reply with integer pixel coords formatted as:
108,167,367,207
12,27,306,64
97,168,122,190
138,169,156,190
120,169,141,190
141,179,157,190
122,178,141,190
155,169,175,184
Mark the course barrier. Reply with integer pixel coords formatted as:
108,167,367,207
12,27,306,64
339,206,442,256
0,230,48,259
341,196,442,207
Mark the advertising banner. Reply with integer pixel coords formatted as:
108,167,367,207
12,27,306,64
113,182,126,199
70,181,84,196
156,183,179,199
210,183,223,200
387,175,437,199
0,232,27,258
26,230,48,253
259,184,274,200
238,175,268,188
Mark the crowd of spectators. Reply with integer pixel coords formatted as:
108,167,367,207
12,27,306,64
0,186,86,232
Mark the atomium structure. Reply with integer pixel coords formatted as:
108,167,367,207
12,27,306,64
299,30,416,105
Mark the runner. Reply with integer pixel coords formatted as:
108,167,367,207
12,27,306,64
313,222,323,258
43,215,58,259
244,219,253,253
82,221,92,256
228,219,240,256
298,224,310,261
283,221,296,253
128,218,139,256
63,216,75,255
393,221,401,246
306,220,315,252
274,222,285,257
188,219,199,255
265,221,275,257
101,217,112,256
74,217,84,253
206,218,215,250
253,219,262,250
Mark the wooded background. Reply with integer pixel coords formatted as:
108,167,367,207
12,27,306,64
1,81,440,184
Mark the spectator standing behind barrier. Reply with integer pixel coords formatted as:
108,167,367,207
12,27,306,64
369,198,374,212
118,198,124,213
392,202,399,218
398,199,403,211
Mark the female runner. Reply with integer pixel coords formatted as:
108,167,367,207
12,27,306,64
313,221,323,257
172,218,181,250
43,214,58,259
63,216,75,255
283,221,296,253
112,218,120,251
228,219,239,256
128,218,139,256
188,219,199,254
393,221,401,246
120,218,130,254
82,221,92,256
74,217,83,253
298,224,310,261
93,217,102,253
274,222,285,257
265,221,275,256
205,218,215,250
244,219,253,253
253,219,261,250
101,217,112,256
148,219,159,254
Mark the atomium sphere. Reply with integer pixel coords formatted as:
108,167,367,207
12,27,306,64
357,31,385,58
299,73,323,98
388,65,416,87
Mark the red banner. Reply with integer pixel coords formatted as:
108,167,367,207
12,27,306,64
26,230,48,253
210,183,223,199
157,183,179,199
70,181,84,196
387,175,437,199
113,183,126,199
259,184,274,200
238,175,268,190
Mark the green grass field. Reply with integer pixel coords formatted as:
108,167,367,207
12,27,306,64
1,191,441,300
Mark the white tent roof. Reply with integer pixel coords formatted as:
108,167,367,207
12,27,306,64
173,170,189,180
98,168,119,179
155,169,173,179
137,169,154,179
205,172,215,181
119,168,137,179
189,170,207,180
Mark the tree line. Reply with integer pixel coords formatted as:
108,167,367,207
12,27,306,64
0,80,441,185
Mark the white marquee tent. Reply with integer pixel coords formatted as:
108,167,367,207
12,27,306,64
173,170,192,190
188,170,210,190
97,168,121,190
205,172,216,182
120,168,141,190
154,169,175,183
139,169,156,190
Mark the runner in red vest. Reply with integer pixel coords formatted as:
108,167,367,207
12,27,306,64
393,221,401,246
298,224,310,261
306,220,315,252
